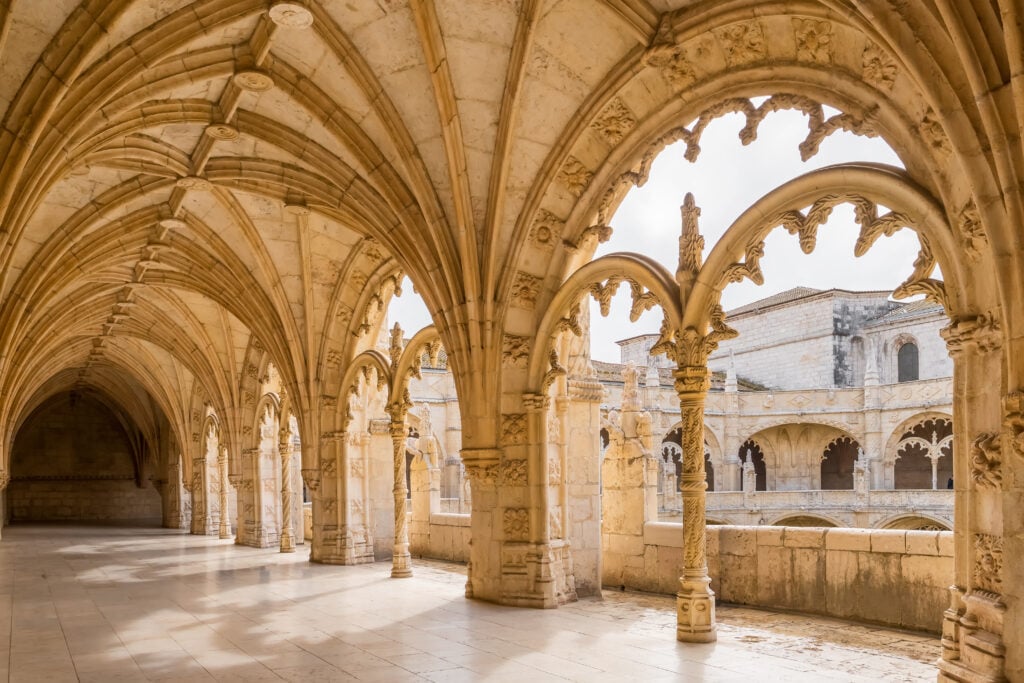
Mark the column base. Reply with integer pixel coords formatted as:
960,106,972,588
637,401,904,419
497,541,576,608
219,525,231,540
677,575,717,643
391,545,412,578
310,526,375,565
280,533,296,553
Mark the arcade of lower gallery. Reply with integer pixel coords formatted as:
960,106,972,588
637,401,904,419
0,2,1022,681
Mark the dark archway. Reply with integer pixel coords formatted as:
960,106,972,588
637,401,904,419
9,390,161,523
895,418,953,489
738,439,767,491
821,436,859,490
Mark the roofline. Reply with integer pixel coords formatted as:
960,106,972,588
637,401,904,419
726,287,897,318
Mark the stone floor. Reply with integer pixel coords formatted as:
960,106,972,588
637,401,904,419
0,524,939,681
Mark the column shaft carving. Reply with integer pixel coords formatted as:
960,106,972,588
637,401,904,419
279,433,296,553
674,364,716,643
218,446,231,539
389,416,412,578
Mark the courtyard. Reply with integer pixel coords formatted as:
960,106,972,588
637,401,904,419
0,524,937,681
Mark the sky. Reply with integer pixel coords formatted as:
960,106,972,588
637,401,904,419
389,106,925,363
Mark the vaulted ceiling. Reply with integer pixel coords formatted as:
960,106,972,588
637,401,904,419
0,0,1019,469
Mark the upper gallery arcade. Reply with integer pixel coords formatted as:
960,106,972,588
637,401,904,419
0,1,1021,681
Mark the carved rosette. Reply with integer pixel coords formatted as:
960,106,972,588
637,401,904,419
969,433,1001,489
792,18,832,63
714,21,766,65
503,508,529,542
642,16,696,87
861,41,897,90
973,534,1003,594
509,272,542,309
557,156,594,197
591,97,637,145
500,413,527,446
919,109,952,156
501,458,528,486
529,209,564,250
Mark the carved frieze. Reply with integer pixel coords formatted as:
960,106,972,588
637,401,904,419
502,334,530,368
969,432,1001,489
557,156,593,197
301,469,321,492
500,413,527,446
1002,392,1024,460
714,21,766,66
529,209,564,250
510,272,542,309
862,41,897,90
503,508,530,542
973,533,1003,594
548,454,561,483
792,18,832,63
591,97,637,145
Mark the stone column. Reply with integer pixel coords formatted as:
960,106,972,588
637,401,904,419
674,363,716,643
0,471,8,538
279,426,296,553
389,417,412,578
937,315,1004,681
218,446,231,539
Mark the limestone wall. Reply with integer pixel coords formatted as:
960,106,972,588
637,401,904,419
637,524,952,633
413,513,469,562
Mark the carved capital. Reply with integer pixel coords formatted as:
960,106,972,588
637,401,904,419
941,313,1001,356
462,448,502,487
674,365,710,399
522,392,550,413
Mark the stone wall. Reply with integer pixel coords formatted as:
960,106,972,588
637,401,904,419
638,524,952,633
9,480,161,522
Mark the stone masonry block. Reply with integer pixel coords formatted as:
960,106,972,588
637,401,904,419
719,527,757,556
870,530,907,554
824,528,871,552
905,530,939,556
783,527,826,549
756,525,784,547
936,531,954,557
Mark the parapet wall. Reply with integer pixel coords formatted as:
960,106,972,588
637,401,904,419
640,524,952,633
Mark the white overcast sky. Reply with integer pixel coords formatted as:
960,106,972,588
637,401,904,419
389,106,925,362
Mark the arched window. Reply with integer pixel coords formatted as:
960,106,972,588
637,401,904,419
897,342,919,382
738,439,767,491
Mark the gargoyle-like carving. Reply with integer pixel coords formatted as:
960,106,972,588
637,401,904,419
957,200,986,262
642,15,696,87
974,533,1003,594
542,349,567,392
970,432,1001,489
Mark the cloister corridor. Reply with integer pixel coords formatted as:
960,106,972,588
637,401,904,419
0,523,936,682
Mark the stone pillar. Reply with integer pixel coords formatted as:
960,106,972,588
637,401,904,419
279,426,296,553
0,471,9,538
389,417,412,578
218,446,231,539
937,315,1005,682
674,364,716,643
